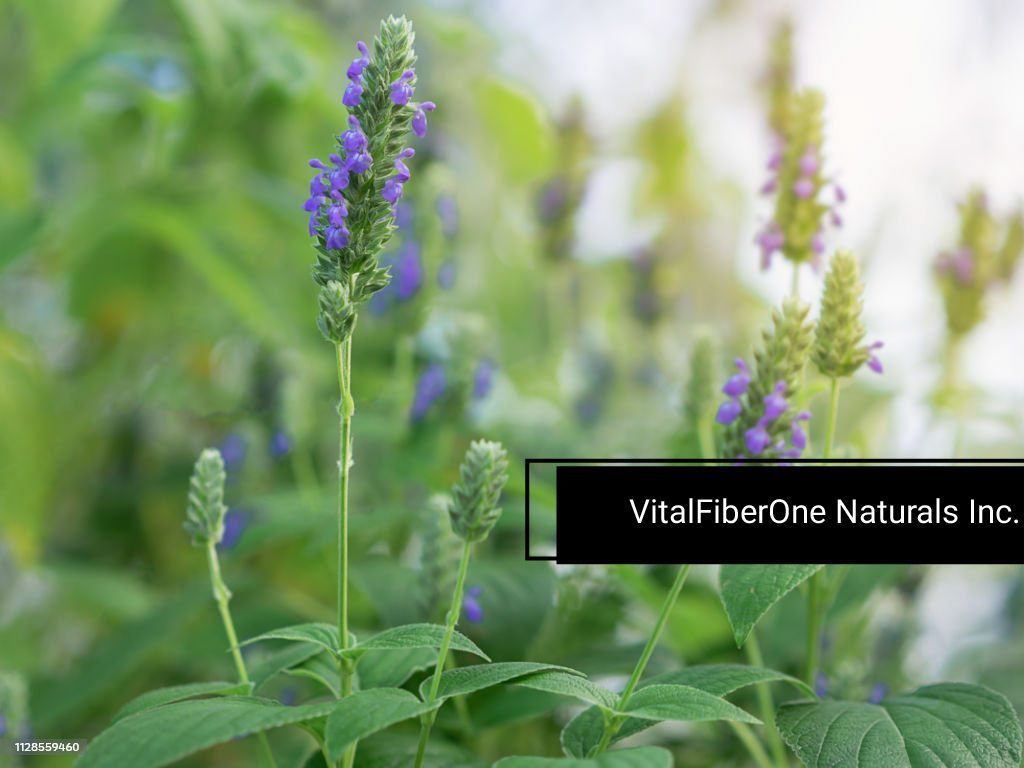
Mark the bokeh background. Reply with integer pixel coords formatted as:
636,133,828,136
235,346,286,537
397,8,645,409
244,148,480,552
1,0,1022,765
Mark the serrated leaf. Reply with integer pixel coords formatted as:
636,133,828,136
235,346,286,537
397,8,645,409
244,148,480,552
419,662,575,702
621,684,760,724
719,564,823,646
324,688,438,762
78,696,338,768
345,623,488,661
494,746,672,768
777,683,1024,768
112,681,251,723
515,671,617,709
561,664,796,757
358,647,437,689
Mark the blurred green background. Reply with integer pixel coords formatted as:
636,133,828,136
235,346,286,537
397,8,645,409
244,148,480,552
0,0,1022,765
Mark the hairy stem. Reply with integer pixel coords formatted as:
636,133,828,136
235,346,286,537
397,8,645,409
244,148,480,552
205,544,278,768
592,564,691,756
414,541,474,768
805,572,822,688
745,631,788,768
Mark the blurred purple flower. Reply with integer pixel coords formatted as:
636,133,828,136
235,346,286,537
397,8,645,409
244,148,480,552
436,195,459,239
395,203,414,231
393,242,424,301
0,714,6,737
867,341,884,374
473,359,496,400
868,682,889,704
270,431,291,459
411,364,446,422
219,434,246,471
437,260,457,290
218,509,250,551
463,585,484,623
537,178,568,223
814,672,828,698
279,688,298,706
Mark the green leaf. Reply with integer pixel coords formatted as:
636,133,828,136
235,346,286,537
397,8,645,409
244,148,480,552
285,654,340,697
78,696,338,768
560,664,797,757
777,683,1024,768
494,746,673,768
357,732,486,768
242,623,340,655
250,642,322,690
514,671,617,709
621,684,760,724
345,623,488,661
719,564,824,646
419,662,576,703
112,681,251,723
324,688,437,762
646,663,813,698
358,647,437,689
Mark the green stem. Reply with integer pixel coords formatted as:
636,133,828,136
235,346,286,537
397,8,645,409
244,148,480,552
335,336,356,768
805,573,822,688
822,377,840,460
205,544,278,768
729,722,776,768
745,631,788,768
592,564,691,756
697,411,715,463
414,541,473,768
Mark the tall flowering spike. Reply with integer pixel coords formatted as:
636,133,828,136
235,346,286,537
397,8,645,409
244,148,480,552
721,299,814,460
758,89,842,270
683,334,718,433
307,16,434,335
935,189,1024,336
764,19,795,137
812,251,880,378
448,440,509,543
184,449,228,546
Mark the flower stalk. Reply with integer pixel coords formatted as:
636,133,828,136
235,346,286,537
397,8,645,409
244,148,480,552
591,564,691,756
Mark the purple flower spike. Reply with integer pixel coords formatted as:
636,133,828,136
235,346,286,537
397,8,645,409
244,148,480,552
390,69,415,105
722,358,751,397
463,585,484,623
794,177,814,199
762,381,788,421
744,420,772,454
867,341,884,374
716,398,742,425
412,101,436,137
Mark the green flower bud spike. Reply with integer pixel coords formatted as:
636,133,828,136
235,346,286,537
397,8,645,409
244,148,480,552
447,439,510,543
683,332,718,460
316,280,356,344
420,493,460,620
765,19,795,137
415,440,509,768
812,250,878,379
184,448,228,546
184,448,276,768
